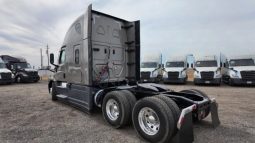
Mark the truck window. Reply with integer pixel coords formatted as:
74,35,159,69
196,60,217,67
229,59,255,67
75,49,79,64
166,62,184,67
59,50,66,64
0,63,6,68
141,62,158,68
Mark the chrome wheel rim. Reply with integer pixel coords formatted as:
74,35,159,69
106,99,119,121
138,107,160,136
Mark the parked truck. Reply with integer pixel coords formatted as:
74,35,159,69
140,59,162,83
222,56,255,85
0,55,40,83
162,57,188,84
48,4,220,143
193,55,222,85
0,57,14,84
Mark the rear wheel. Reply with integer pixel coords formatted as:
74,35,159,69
132,97,175,143
102,91,131,128
16,76,21,83
180,89,210,121
155,95,180,136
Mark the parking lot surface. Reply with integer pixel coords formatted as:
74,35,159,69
0,81,255,143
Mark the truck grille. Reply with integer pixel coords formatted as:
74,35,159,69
27,71,38,77
1,73,12,79
241,71,255,80
167,72,179,79
201,72,214,80
141,72,151,79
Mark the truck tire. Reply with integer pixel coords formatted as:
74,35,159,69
132,97,175,143
180,89,210,121
102,91,131,128
119,90,136,123
51,82,58,101
16,76,21,83
155,95,180,136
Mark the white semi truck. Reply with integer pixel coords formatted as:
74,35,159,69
0,57,14,84
193,55,222,85
48,4,220,143
140,58,161,82
222,56,255,85
162,57,188,84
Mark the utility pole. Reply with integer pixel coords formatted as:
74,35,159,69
46,44,49,67
40,48,43,69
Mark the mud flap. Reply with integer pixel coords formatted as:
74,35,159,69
171,105,195,143
210,99,220,128
171,111,194,143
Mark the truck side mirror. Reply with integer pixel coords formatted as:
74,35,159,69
161,64,164,68
50,53,54,65
191,64,194,68
220,62,222,67
187,63,189,68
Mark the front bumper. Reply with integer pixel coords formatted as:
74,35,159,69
20,75,40,82
194,78,221,85
230,78,255,85
0,78,14,84
163,77,187,84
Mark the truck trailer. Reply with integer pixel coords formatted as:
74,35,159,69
0,55,40,83
0,57,14,84
48,4,220,143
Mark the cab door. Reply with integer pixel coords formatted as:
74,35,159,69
55,47,67,82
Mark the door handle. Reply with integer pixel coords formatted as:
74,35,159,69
63,73,66,79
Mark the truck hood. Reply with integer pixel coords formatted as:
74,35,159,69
141,68,157,72
0,68,12,73
231,66,255,72
195,67,218,72
164,67,185,72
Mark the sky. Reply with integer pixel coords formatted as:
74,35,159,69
0,0,255,67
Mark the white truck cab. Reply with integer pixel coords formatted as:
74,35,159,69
0,57,14,84
140,61,161,82
222,56,255,85
193,56,221,85
163,58,188,84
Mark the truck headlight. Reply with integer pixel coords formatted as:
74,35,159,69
215,70,221,78
21,72,28,77
180,71,186,78
194,71,200,78
230,72,239,78
151,70,158,78
163,71,168,78
11,74,15,78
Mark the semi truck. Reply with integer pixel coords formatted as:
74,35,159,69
0,57,14,84
193,55,222,85
0,55,40,83
48,4,220,143
222,56,255,85
140,59,162,83
162,57,188,84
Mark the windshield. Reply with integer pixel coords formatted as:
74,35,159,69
229,59,255,67
196,60,217,67
141,62,158,68
0,63,6,68
166,61,184,67
14,63,31,69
